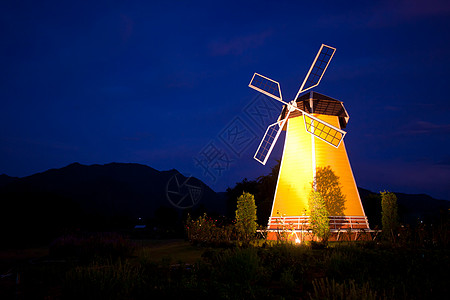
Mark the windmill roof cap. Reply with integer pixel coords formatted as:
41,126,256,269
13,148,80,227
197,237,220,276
296,91,341,103
290,91,350,128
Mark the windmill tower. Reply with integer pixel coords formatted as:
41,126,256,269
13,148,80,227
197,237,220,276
249,44,370,242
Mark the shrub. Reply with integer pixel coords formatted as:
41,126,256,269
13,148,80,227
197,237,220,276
308,191,330,242
185,213,234,246
380,191,399,242
235,192,258,243
199,247,266,298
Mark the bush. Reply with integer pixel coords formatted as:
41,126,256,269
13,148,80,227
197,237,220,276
308,191,330,242
185,192,259,246
185,213,234,246
380,191,399,242
235,192,258,243
198,247,268,298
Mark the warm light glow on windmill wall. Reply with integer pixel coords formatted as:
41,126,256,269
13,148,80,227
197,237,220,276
269,114,365,224
271,116,313,217
314,114,365,216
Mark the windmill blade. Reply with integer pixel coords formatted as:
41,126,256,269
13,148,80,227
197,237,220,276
303,112,346,148
295,44,336,99
254,110,291,165
249,73,285,104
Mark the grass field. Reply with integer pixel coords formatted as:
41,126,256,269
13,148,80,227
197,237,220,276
134,239,205,263
1,236,449,299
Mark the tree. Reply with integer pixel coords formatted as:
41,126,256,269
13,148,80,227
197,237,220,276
226,178,259,220
235,192,258,243
381,191,399,241
226,160,280,226
315,166,346,216
308,191,330,242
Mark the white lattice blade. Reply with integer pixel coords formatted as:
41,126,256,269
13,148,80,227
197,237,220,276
254,122,284,165
295,44,336,99
303,112,346,148
249,73,284,103
254,112,290,165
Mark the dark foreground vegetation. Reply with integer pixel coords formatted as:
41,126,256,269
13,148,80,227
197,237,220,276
1,228,449,300
1,163,449,299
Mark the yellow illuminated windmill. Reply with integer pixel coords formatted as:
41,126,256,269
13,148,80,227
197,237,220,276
249,44,370,242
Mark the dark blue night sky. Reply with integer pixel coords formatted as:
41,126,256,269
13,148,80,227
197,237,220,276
1,1,450,200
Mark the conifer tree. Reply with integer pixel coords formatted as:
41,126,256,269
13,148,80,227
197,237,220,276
308,191,330,242
381,191,399,241
235,192,257,242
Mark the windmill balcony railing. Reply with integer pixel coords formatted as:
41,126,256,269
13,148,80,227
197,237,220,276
268,215,370,231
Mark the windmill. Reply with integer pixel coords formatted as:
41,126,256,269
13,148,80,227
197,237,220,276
249,44,370,242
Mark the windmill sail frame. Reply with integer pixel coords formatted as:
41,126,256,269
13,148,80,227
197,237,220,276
303,113,346,148
250,44,343,165
249,73,284,103
254,110,292,165
295,44,336,99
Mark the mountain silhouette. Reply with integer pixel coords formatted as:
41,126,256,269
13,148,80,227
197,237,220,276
0,162,224,247
0,174,18,188
0,163,448,247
